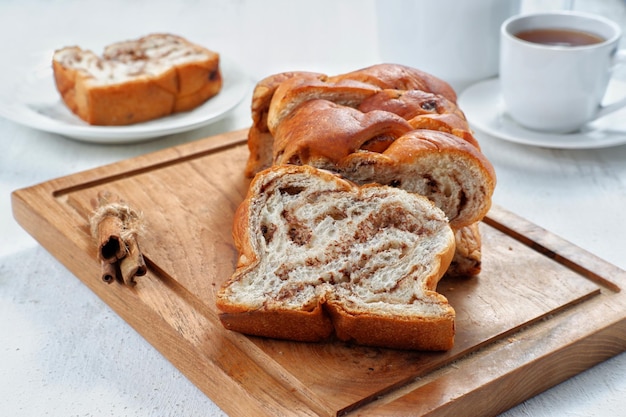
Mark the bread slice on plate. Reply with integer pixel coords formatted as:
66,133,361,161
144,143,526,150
216,164,457,351
52,33,222,125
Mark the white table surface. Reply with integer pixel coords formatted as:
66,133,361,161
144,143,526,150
2,1,626,416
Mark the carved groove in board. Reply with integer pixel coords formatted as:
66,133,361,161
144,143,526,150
52,138,247,198
143,255,220,321
336,245,604,414
483,214,621,293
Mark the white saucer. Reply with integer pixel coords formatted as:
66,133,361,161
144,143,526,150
458,78,626,149
0,56,251,144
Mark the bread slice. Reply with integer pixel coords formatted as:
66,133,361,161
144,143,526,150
52,33,222,125
216,164,457,351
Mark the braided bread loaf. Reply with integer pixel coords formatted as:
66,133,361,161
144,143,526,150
245,64,461,177
217,64,496,351
244,64,495,276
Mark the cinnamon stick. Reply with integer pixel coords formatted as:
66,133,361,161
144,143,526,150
90,191,146,287
119,236,146,287
101,260,118,284
95,215,127,262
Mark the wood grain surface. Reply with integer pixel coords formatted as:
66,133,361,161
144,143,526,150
12,128,626,417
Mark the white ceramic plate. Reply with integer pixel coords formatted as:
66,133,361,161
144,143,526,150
458,78,626,149
0,56,251,144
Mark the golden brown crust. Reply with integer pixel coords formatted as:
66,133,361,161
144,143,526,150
250,71,325,127
245,129,276,179
273,99,413,166
174,71,223,113
328,63,458,103
218,303,335,343
52,34,222,126
358,89,457,119
326,302,455,351
245,71,324,176
267,76,381,133
408,113,479,148
80,78,176,125
52,59,80,116
244,64,470,178
358,89,479,148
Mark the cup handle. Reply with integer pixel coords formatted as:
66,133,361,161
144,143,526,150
596,49,626,118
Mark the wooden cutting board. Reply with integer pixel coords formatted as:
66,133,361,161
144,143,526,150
12,128,626,417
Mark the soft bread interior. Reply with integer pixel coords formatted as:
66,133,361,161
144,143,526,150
217,165,456,349
338,139,493,230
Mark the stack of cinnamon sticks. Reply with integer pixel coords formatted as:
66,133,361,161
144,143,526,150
90,191,146,286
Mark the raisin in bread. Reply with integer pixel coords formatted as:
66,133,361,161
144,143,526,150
216,164,457,351
52,33,222,125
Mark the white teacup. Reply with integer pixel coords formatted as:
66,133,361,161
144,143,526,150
376,0,521,93
500,11,626,133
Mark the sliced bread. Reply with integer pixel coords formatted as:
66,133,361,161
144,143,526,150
52,33,222,125
217,164,457,351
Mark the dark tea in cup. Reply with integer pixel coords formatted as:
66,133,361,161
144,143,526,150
500,11,626,132
514,28,604,46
